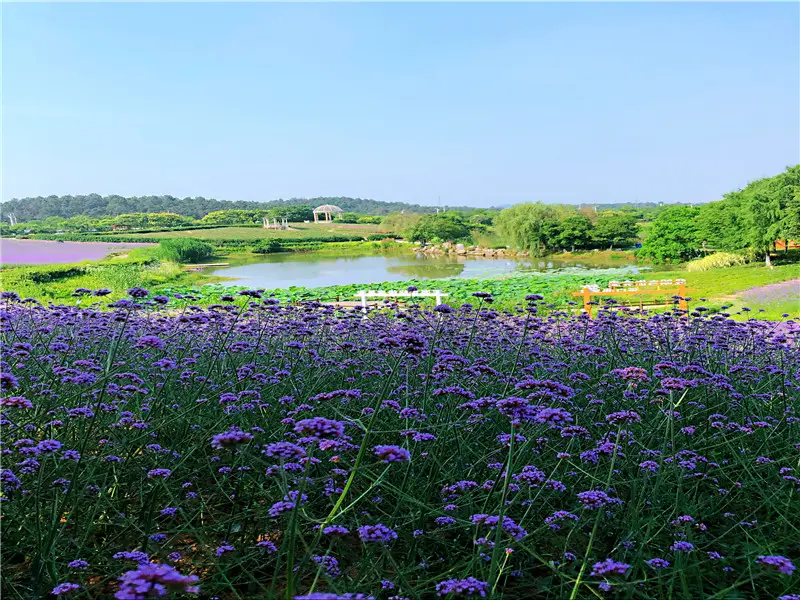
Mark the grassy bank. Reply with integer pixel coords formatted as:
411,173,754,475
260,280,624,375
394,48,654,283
649,263,800,319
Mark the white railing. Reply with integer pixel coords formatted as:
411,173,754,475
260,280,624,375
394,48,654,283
355,289,449,310
584,278,688,294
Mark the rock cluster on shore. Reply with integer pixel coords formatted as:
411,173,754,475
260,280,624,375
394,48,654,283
414,242,530,258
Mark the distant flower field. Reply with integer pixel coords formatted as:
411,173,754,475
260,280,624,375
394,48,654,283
1,289,798,599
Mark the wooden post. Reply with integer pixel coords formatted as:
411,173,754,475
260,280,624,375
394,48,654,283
434,290,443,306
678,283,688,313
583,287,591,318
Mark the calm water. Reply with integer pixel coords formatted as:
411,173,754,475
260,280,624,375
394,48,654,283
0,239,153,265
210,252,647,289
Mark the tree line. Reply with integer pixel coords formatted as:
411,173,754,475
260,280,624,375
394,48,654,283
493,204,640,255
1,192,695,224
640,165,800,265
0,194,475,222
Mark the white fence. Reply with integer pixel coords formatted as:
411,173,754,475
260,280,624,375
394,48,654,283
355,289,449,311
582,278,688,293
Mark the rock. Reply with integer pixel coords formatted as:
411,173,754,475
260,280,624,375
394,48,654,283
455,243,466,254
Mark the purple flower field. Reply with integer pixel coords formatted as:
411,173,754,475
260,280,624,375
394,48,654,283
0,239,153,265
1,289,798,599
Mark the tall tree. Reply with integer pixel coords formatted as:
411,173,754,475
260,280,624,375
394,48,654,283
695,197,748,253
494,203,559,256
557,215,593,252
741,176,788,267
408,213,471,243
639,206,701,263
591,212,639,250
379,213,422,236
775,165,800,252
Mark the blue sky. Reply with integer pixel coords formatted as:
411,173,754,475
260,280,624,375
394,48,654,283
3,2,798,207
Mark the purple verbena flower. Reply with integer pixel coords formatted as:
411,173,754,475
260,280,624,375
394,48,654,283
115,563,199,599
373,445,411,463
357,524,398,543
756,555,795,575
52,583,81,595
435,577,490,597
210,428,254,450
590,559,630,577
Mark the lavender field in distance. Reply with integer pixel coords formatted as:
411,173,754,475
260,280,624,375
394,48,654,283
0,239,153,265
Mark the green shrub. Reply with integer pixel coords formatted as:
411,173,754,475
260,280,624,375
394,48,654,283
155,239,214,263
252,240,284,254
685,252,748,272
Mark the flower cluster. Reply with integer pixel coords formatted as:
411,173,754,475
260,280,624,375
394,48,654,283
1,294,797,599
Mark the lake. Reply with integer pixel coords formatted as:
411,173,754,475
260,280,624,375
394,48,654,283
210,251,649,289
0,238,153,265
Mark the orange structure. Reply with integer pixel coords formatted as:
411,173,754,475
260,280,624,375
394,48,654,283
571,279,694,317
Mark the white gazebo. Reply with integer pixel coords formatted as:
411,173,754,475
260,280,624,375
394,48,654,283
313,204,344,223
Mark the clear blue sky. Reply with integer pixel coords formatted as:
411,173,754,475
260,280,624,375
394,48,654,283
3,2,798,207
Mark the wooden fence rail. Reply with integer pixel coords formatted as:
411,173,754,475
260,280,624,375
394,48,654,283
571,279,693,317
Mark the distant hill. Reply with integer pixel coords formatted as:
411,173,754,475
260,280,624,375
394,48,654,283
0,194,476,222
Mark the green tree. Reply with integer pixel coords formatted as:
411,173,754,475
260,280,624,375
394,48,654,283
201,210,263,226
146,213,195,228
557,215,593,251
775,165,800,252
339,212,361,223
638,206,701,263
379,212,422,236
693,165,799,263
63,215,99,232
408,213,471,243
494,203,559,256
592,212,639,249
741,177,786,267
113,214,150,229
695,197,748,253
468,209,498,226
269,206,314,222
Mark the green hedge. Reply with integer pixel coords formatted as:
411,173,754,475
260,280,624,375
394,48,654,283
23,234,164,243
93,224,261,235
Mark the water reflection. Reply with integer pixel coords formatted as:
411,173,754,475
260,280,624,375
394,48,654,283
210,251,646,289
386,263,466,278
